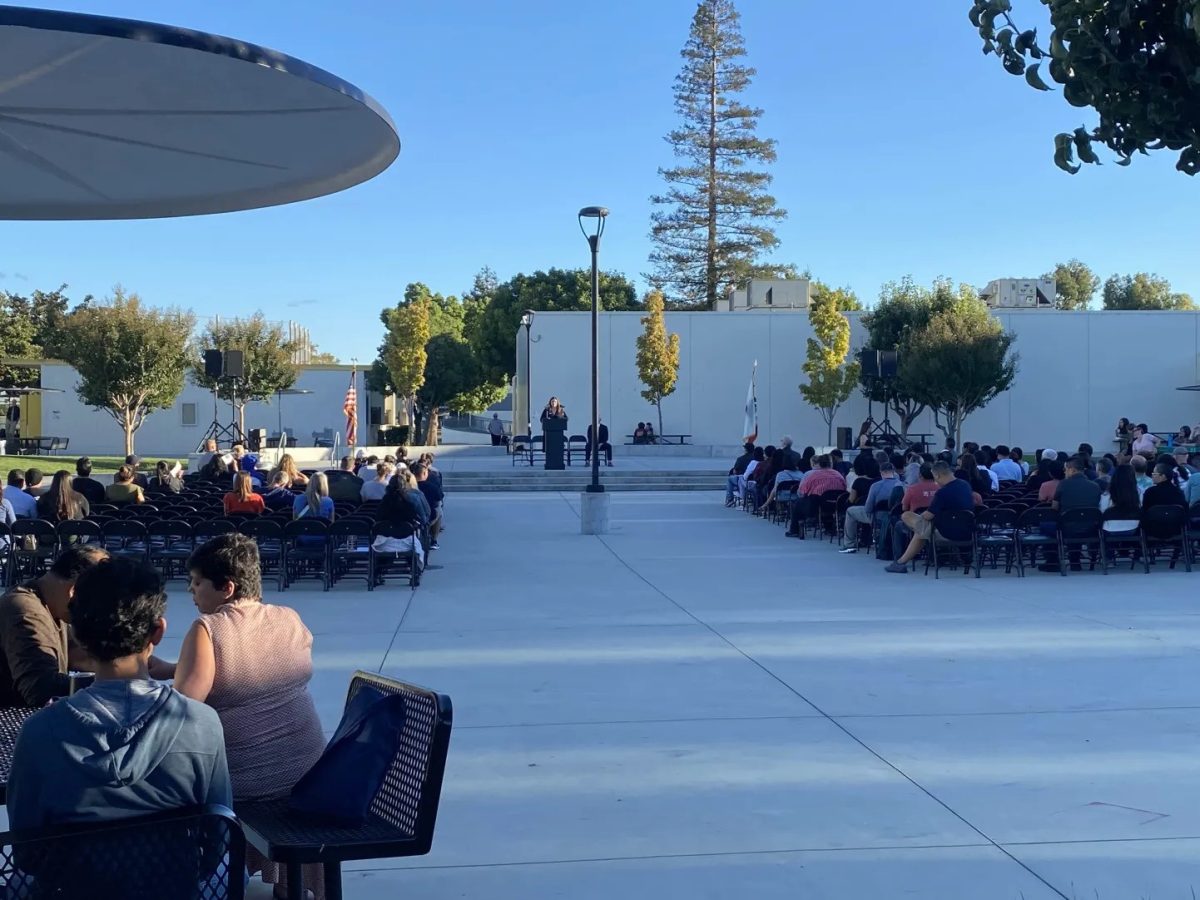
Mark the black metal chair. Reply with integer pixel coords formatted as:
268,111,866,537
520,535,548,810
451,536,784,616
510,434,533,467
8,520,57,583
974,507,1017,575
1056,507,1104,575
55,519,104,551
0,804,245,899
239,520,286,591
329,519,373,588
1141,505,1191,572
283,520,330,591
1014,507,1058,576
771,481,800,525
238,672,451,900
101,520,150,564
926,509,976,578
147,521,194,581
1100,514,1145,573
565,434,588,466
369,521,421,589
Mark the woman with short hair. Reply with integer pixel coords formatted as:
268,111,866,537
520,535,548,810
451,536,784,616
36,470,89,522
104,465,145,505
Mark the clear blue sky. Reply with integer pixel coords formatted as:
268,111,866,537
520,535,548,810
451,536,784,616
3,1,1196,361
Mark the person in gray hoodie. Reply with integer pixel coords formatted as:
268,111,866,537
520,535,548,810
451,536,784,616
7,556,231,831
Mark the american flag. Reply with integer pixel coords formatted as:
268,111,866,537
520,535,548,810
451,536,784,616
343,368,357,447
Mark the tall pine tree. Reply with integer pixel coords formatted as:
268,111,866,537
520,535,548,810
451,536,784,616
649,0,787,310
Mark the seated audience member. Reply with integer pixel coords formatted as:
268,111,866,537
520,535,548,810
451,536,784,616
990,445,1023,483
355,454,379,477
1183,458,1200,507
0,546,108,707
6,557,231,832
1174,425,1193,446
37,470,89,523
163,534,323,896
644,422,657,443
902,464,940,512
633,422,647,444
145,460,184,497
1036,458,1065,503
378,469,430,535
1130,424,1159,458
857,420,872,449
1054,456,1101,513
1173,447,1199,479
411,462,444,550
260,471,297,511
1010,447,1029,477
395,446,410,467
326,456,364,502
725,442,756,507
1143,461,1188,512
200,454,231,486
885,461,973,573
124,454,150,489
956,452,992,498
228,442,259,482
105,465,146,505
4,470,37,518
840,461,900,554
845,453,880,507
760,437,803,508
799,446,816,473
270,453,309,489
1027,449,1057,492
738,447,766,503
361,462,393,502
903,451,923,486
72,457,106,506
751,446,778,507
0,493,13,536
419,452,443,491
829,448,851,477
223,472,266,516
1100,464,1141,533
294,472,335,523
1130,454,1152,497
784,455,847,539
1095,457,1114,493
24,468,48,498
196,437,220,472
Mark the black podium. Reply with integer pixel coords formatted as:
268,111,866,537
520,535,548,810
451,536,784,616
542,417,567,470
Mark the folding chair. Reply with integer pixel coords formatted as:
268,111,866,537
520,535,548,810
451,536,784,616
926,509,976,578
8,520,57,583
148,520,195,581
370,521,421,589
1014,507,1058,576
1057,507,1104,575
101,520,149,564
329,519,373,588
974,507,1017,575
1141,505,1191,572
239,520,286,591
283,520,331,591
55,519,103,552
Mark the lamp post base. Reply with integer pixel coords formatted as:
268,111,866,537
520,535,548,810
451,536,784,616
580,490,611,535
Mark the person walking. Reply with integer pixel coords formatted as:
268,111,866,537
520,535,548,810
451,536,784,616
487,413,506,446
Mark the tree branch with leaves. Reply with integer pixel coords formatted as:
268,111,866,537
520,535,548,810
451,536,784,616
799,283,860,445
190,314,300,432
635,290,682,434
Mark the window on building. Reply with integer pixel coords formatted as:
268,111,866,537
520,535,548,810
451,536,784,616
765,287,774,305
181,402,198,427
369,405,382,426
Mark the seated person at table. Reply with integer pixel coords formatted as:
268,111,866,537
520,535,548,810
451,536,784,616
4,470,37,519
223,472,265,516
0,546,108,707
72,456,107,506
105,465,146,505
885,461,973,573
326,455,365,501
6,557,231,831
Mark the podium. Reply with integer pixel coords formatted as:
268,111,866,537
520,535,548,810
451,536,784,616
542,416,567,470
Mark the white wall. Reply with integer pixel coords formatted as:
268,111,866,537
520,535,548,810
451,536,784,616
525,310,1200,452
39,364,365,456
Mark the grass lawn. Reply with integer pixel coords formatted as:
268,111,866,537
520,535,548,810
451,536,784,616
0,454,190,476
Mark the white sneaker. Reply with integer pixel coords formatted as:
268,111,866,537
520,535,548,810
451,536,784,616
838,547,858,554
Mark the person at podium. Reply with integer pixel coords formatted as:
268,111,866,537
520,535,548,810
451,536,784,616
540,397,567,426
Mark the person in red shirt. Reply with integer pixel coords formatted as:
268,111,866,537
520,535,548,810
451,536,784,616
223,472,265,516
902,464,939,512
785,454,847,538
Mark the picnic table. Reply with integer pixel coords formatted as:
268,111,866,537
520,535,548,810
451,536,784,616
0,706,40,801
624,434,691,445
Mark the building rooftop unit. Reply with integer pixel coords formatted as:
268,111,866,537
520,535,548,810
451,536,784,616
714,278,811,312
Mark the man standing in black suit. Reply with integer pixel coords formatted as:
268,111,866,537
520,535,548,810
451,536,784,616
587,420,613,467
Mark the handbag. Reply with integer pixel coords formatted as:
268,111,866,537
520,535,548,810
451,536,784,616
289,684,407,825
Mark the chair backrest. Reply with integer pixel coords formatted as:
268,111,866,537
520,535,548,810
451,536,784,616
193,521,236,542
11,520,55,540
102,520,148,539
975,507,1017,531
284,519,329,538
932,508,976,543
1016,507,1058,530
147,520,193,540
0,804,245,899
1142,504,1187,539
344,672,452,853
373,520,418,540
55,520,103,542
1058,507,1103,539
239,519,283,540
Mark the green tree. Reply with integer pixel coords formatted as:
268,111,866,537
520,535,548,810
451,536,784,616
969,0,1200,174
860,277,962,440
190,314,300,432
55,288,195,455
648,0,787,308
417,334,489,445
471,267,639,387
1044,259,1100,310
635,290,681,434
378,292,431,438
901,294,1019,446
1102,273,1195,310
799,283,860,445
0,285,80,386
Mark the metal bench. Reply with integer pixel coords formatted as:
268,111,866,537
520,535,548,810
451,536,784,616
238,671,452,900
623,433,692,445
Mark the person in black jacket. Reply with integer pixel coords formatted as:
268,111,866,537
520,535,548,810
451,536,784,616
586,420,613,467
410,462,443,550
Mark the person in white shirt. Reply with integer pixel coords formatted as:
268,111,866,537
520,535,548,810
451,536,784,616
4,470,37,518
990,445,1023,483
360,462,393,501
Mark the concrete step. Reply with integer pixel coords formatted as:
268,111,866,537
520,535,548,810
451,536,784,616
446,469,726,492
449,480,724,493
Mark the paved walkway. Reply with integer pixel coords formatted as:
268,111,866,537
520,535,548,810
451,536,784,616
79,492,1200,896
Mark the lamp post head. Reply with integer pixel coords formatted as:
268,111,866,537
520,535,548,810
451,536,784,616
578,205,608,242
520,309,535,328
578,206,609,219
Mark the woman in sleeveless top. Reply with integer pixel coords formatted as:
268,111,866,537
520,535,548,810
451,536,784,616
170,533,326,899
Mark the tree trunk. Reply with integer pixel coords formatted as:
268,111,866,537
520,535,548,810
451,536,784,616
424,410,439,446
122,411,135,456
656,398,664,437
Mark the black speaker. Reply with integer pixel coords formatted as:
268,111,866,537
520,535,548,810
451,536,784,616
248,427,268,452
203,350,224,379
859,349,880,378
223,350,245,380
879,350,899,378
836,426,853,450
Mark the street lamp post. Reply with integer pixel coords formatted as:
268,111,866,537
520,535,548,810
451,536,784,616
578,206,610,533
519,309,535,439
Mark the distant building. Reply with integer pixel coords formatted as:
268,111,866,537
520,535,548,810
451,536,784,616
981,279,1056,309
714,278,811,311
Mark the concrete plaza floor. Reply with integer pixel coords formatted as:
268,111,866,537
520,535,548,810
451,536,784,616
141,492,1200,896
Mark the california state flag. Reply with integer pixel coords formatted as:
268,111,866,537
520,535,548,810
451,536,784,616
741,362,758,444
